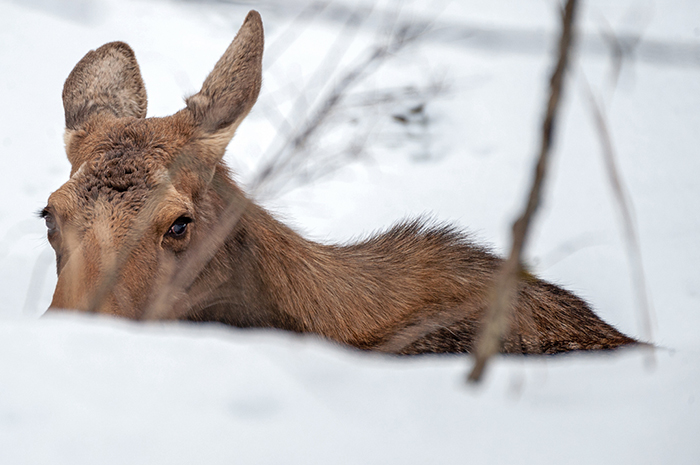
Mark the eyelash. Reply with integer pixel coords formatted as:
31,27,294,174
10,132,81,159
40,208,57,234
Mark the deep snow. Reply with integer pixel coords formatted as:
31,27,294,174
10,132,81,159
0,0,698,463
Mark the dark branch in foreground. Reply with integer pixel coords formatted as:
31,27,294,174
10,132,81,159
468,0,579,383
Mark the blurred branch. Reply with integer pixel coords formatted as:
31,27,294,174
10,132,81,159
86,181,173,314
580,76,656,358
263,1,330,68
143,8,439,320
468,0,579,383
144,185,251,321
580,18,656,360
23,247,55,317
185,0,700,68
251,16,432,196
595,14,645,102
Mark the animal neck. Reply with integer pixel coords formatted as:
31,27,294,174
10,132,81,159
231,204,399,347
186,170,399,347
191,169,484,350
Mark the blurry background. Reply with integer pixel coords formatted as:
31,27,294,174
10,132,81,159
0,0,698,463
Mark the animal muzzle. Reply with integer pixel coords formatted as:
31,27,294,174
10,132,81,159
46,249,139,319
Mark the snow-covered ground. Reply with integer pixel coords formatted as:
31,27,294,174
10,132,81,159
0,0,698,463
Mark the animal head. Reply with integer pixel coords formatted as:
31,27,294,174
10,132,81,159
43,11,264,318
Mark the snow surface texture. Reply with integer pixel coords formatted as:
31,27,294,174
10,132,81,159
0,0,698,463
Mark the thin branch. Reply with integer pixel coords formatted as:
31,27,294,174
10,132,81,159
251,2,378,196
85,180,173,314
468,0,579,383
580,76,656,357
143,14,434,321
23,247,55,317
581,17,655,361
73,8,440,326
143,188,251,321
263,1,331,69
251,20,430,196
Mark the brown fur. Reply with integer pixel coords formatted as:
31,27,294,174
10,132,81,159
43,10,637,354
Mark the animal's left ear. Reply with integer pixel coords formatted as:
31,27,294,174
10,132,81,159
184,10,264,163
62,41,148,171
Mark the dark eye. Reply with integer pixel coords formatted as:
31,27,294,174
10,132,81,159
166,216,192,238
40,209,57,234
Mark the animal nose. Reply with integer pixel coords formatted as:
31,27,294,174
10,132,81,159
47,257,111,315
47,284,129,317
47,277,89,313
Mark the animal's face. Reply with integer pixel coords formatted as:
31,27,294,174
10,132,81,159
44,115,200,317
44,11,263,318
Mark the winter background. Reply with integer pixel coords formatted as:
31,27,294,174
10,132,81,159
0,0,699,463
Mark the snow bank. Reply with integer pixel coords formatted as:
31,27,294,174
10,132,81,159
1,316,697,464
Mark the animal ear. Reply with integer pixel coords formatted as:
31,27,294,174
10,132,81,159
185,10,263,156
63,41,147,130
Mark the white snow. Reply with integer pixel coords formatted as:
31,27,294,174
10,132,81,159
0,0,698,463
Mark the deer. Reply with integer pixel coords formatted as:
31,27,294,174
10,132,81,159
42,10,637,355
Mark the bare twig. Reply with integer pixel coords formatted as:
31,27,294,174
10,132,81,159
72,7,441,325
23,247,55,317
186,0,700,67
143,187,251,320
468,0,579,383
143,12,436,321
579,16,655,361
251,19,430,197
85,180,173,314
251,2,378,196
580,76,656,360
263,1,331,68
81,145,218,316
595,14,645,103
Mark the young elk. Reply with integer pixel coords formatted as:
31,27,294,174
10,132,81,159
43,11,636,354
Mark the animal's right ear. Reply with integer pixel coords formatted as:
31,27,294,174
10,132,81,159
63,41,147,131
184,10,264,163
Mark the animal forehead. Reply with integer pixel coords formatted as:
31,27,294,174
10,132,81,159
61,152,161,221
51,170,190,232
81,116,187,165
52,115,199,224
71,117,192,196
83,147,159,192
50,167,159,225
